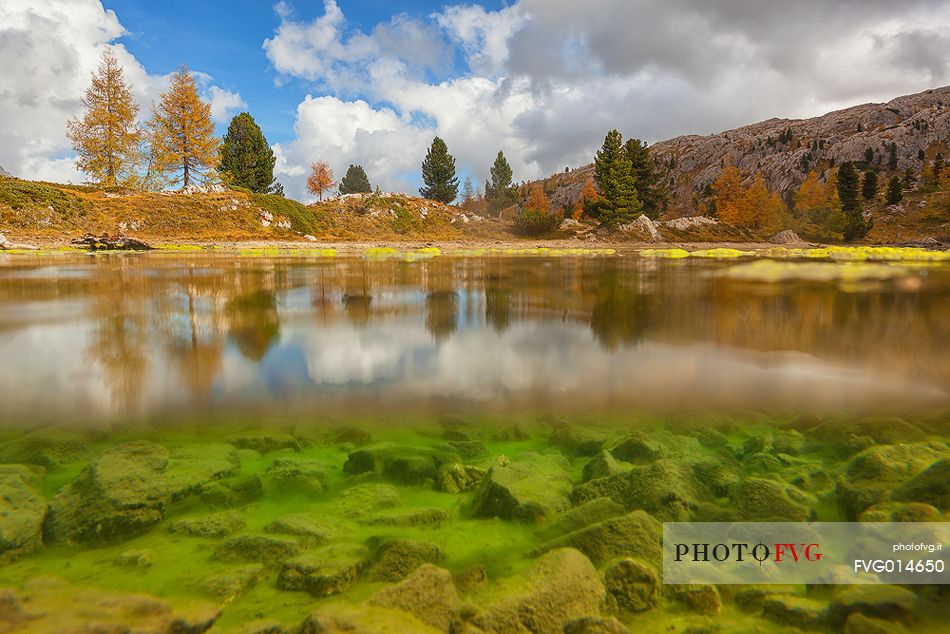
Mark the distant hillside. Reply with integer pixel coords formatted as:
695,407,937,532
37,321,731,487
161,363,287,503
533,85,950,242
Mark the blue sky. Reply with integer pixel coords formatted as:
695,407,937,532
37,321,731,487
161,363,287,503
2,1,948,198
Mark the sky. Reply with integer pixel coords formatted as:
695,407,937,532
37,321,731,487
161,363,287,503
2,0,950,200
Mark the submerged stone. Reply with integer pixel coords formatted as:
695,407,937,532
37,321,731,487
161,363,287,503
761,595,828,630
168,510,246,538
277,543,370,597
215,534,300,563
0,432,89,471
472,453,572,523
201,564,265,599
369,564,460,631
603,558,659,614
571,458,703,521
232,432,302,454
563,616,631,634
360,507,450,527
367,538,444,582
892,459,950,509
437,463,485,493
535,497,625,542
163,443,241,501
537,510,663,567
829,586,917,627
549,424,611,456
265,513,343,542
330,483,401,518
299,603,439,634
113,548,157,568
733,477,814,522
582,450,631,482
264,457,331,495
200,474,264,508
472,548,606,633
0,464,47,561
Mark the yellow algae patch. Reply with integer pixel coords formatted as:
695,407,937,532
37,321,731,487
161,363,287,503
363,247,399,258
415,247,441,255
154,244,209,252
689,248,756,258
722,259,911,283
638,248,690,259
761,245,949,262
444,247,615,257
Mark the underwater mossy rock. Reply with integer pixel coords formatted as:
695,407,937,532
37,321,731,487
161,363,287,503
691,456,741,498
44,441,170,545
367,538,445,582
733,477,814,522
277,543,370,597
163,443,241,501
571,458,704,521
828,585,917,627
607,432,666,464
265,513,344,542
858,502,943,522
582,450,631,482
537,510,663,567
563,616,631,633
667,584,723,616
535,497,625,542
437,463,485,493
549,424,611,456
215,534,300,563
299,603,440,634
802,418,927,458
167,510,246,538
843,613,909,634
0,577,221,633
360,507,450,527
472,453,572,523
199,474,264,508
264,457,331,495
113,548,157,568
329,483,401,518
892,459,950,510
0,464,47,561
200,564,265,599
369,564,460,631
603,558,659,614
471,548,606,633
231,432,302,454
0,431,89,471
837,442,949,519
343,443,460,486
440,439,487,460
761,595,828,630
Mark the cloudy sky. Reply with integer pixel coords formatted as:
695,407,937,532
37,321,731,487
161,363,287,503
2,0,949,199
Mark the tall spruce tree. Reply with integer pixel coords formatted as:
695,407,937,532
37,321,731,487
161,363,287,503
485,150,518,214
419,137,459,203
219,112,280,194
66,49,141,187
594,130,642,225
861,170,878,200
624,138,666,219
838,161,870,241
886,176,903,204
339,164,372,194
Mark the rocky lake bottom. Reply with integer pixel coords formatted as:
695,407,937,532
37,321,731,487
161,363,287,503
1,413,948,633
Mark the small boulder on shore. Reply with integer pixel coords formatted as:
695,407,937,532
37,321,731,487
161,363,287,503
769,229,803,244
70,234,152,251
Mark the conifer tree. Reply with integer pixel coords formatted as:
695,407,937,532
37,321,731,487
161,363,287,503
886,176,903,204
861,170,878,200
593,130,641,225
484,150,518,213
838,161,871,241
147,66,220,188
66,49,141,187
419,137,458,203
339,164,371,194
624,138,667,219
219,112,280,194
461,176,475,203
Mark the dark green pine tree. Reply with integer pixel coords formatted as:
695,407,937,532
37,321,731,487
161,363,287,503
624,138,667,219
484,150,518,214
219,112,281,194
861,170,878,200
838,162,871,241
886,176,903,204
419,137,459,203
339,164,372,194
594,130,642,225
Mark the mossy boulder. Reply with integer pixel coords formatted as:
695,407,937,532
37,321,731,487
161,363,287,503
571,458,704,521
761,595,828,630
215,534,300,563
168,510,245,538
113,548,157,568
370,564,460,631
437,463,485,494
329,483,401,518
367,538,444,582
604,558,658,614
582,450,631,483
537,510,662,567
828,586,917,627
343,443,459,486
0,464,47,561
472,453,572,523
265,513,343,542
471,548,606,633
441,440,486,459
264,457,331,495
733,477,814,522
667,584,722,616
44,441,170,544
607,432,665,464
858,502,943,522
163,443,241,501
199,474,264,508
299,603,440,634
837,443,948,519
892,459,950,509
563,616,631,633
231,432,301,454
201,564,265,599
0,431,89,471
691,457,740,497
535,497,624,542
550,424,611,456
360,507,449,527
277,543,370,597
844,613,909,634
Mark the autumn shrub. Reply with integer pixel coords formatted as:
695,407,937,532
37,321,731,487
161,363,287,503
391,202,418,235
513,184,560,236
248,192,330,235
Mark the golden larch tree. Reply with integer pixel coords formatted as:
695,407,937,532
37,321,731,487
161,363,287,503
307,161,334,200
795,171,827,214
743,173,786,231
66,48,141,186
525,183,550,214
575,178,598,219
147,66,219,188
711,163,746,225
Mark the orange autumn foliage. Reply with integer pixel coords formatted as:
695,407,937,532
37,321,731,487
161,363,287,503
713,166,786,230
574,178,598,219
307,161,334,201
